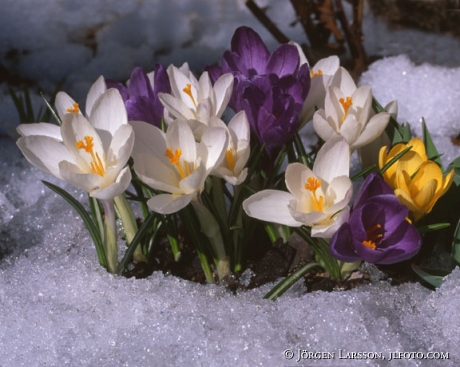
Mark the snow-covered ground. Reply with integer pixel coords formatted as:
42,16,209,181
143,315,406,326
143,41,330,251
1,1,460,366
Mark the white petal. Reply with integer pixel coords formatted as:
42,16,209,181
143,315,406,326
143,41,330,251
313,136,350,183
351,112,390,150
312,109,338,142
89,88,127,137
311,206,350,238
201,127,228,171
330,67,356,96
213,73,234,118
159,93,196,121
197,72,214,107
166,120,197,163
16,135,72,178
285,162,314,202
324,176,353,214
17,123,62,140
314,55,340,75
130,120,168,165
243,190,303,227
228,110,250,142
55,92,79,122
86,75,107,117
147,193,195,214
90,166,132,200
109,124,135,171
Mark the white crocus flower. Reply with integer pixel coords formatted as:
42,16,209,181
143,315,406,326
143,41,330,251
158,63,233,138
130,119,228,215
17,88,134,274
313,67,390,151
243,137,353,238
290,42,340,126
209,111,250,185
55,75,107,121
17,88,134,200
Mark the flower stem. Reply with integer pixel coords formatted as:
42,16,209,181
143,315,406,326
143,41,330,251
192,201,230,281
101,199,118,274
114,194,146,262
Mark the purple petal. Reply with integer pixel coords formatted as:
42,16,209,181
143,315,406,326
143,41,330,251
230,26,270,75
265,44,300,77
329,223,362,262
353,173,394,209
128,67,153,99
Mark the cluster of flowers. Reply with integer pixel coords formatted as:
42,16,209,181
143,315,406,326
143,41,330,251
15,26,455,293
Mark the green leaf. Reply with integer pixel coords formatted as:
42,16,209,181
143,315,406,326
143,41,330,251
350,164,376,181
42,180,107,268
416,222,450,234
117,211,157,275
40,91,62,125
264,262,322,300
411,264,450,288
379,146,412,175
421,117,443,169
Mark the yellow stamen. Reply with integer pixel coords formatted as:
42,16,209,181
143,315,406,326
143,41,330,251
164,147,191,179
362,223,383,250
75,136,105,176
339,96,353,124
67,103,80,114
310,69,323,78
225,147,235,171
182,83,197,107
304,177,324,212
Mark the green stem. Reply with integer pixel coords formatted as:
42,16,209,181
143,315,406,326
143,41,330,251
192,201,230,281
101,199,118,274
114,194,146,262
264,262,322,300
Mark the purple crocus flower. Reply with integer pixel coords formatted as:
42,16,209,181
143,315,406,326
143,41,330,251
107,64,170,127
211,26,310,152
330,173,421,264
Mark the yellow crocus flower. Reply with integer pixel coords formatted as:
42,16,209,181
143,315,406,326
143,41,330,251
379,137,453,221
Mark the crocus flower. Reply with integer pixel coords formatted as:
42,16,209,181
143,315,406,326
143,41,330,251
379,137,454,221
330,173,421,264
290,41,340,125
243,137,353,237
130,119,228,214
158,63,233,137
17,88,134,200
215,26,310,152
17,88,134,274
107,64,171,127
313,67,390,151
55,75,107,121
209,111,250,185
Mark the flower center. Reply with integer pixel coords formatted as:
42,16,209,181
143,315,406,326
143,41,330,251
182,83,197,108
304,177,324,212
76,136,105,176
165,147,191,179
339,96,353,124
67,103,80,114
362,223,383,250
310,69,323,78
225,147,235,171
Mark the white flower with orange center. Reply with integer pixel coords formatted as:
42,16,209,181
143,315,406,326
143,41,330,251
312,67,390,151
130,119,228,214
208,111,250,185
17,88,134,200
158,63,234,138
243,137,353,237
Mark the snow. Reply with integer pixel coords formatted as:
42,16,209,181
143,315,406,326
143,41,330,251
1,0,460,366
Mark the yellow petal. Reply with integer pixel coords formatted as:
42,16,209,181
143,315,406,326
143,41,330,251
408,137,428,161
413,179,437,212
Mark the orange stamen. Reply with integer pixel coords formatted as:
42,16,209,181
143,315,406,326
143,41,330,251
67,103,80,114
339,96,353,124
182,83,197,107
310,69,323,78
304,177,324,212
75,136,105,176
226,147,235,171
165,147,191,179
362,223,383,250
